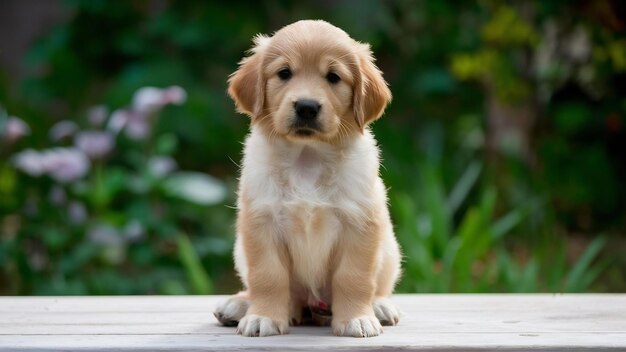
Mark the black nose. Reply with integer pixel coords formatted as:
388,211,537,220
294,99,321,120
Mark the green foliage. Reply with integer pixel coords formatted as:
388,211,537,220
450,3,540,104
0,88,232,295
177,233,213,295
392,147,604,293
481,5,539,47
1,0,622,295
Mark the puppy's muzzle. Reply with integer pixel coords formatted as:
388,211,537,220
295,99,320,120
293,99,321,135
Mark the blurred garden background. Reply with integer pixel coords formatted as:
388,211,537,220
0,0,625,295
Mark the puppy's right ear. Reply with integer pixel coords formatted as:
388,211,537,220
228,35,270,119
353,43,392,129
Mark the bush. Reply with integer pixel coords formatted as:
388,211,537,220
1,0,623,294
1,88,232,295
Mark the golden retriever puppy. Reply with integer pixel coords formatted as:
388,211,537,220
214,20,401,338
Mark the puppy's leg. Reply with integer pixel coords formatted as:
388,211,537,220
236,213,290,337
289,300,304,326
373,231,401,326
237,253,290,336
331,221,383,338
373,297,400,326
214,291,249,326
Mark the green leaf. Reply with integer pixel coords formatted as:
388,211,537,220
479,187,497,221
176,233,213,295
420,163,450,254
518,259,538,292
414,68,457,94
155,133,179,155
0,106,8,131
454,207,491,291
42,228,67,250
447,160,482,215
162,171,226,206
565,237,606,292
160,280,188,295
491,209,524,241
554,103,593,135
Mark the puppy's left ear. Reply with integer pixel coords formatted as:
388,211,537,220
228,35,270,119
353,44,392,129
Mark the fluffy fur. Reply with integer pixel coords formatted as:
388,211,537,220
214,20,401,338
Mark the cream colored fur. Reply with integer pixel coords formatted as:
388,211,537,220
214,20,401,338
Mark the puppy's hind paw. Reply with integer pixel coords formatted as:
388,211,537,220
237,314,288,337
373,297,400,326
332,315,382,337
214,295,249,326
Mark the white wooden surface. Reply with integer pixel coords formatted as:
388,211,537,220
0,294,624,351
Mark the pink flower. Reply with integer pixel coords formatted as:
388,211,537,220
3,116,30,143
148,156,177,177
132,87,163,114
40,148,90,183
68,201,87,224
125,112,151,140
75,130,114,159
12,149,46,176
107,109,150,140
48,185,67,205
49,120,79,141
13,148,90,183
123,220,144,242
163,86,187,105
88,223,124,246
132,86,187,114
87,105,108,127
107,86,186,140
107,109,130,134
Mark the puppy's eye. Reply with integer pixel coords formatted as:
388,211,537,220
326,72,340,84
277,68,292,81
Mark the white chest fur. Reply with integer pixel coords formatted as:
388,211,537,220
238,128,380,296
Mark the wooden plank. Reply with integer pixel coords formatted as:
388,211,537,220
0,294,624,351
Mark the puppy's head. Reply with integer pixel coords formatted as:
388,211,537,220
228,20,391,144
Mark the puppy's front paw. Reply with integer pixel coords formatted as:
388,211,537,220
237,314,288,337
289,302,304,326
373,297,400,326
214,295,249,326
332,315,383,337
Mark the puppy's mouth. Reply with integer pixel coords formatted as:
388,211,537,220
294,128,317,137
290,120,322,137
